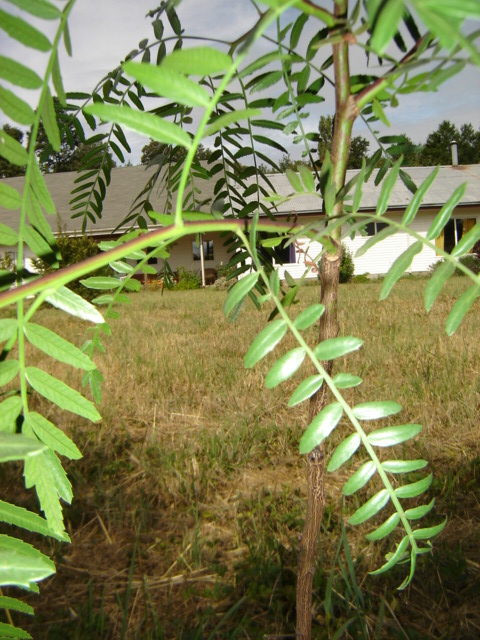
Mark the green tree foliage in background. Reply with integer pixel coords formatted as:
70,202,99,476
0,124,26,177
33,98,116,173
419,120,480,165
0,1,479,639
141,140,213,165
318,115,370,169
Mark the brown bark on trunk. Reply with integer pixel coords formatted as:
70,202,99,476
295,248,341,640
295,0,355,636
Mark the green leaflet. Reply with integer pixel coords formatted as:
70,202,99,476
240,52,291,78
52,51,66,104
426,184,466,241
27,412,82,460
205,109,261,137
379,241,423,300
43,448,73,503
0,594,33,615
24,322,96,371
285,169,304,193
0,55,42,89
0,8,51,51
395,473,433,498
342,461,376,496
424,260,456,312
348,489,390,525
161,46,232,76
299,403,343,454
244,319,287,368
4,0,61,20
23,226,56,263
0,359,19,386
402,166,439,226
31,162,56,214
297,165,315,193
405,498,435,520
26,191,56,246
293,304,325,330
0,433,46,462
84,103,192,150
249,71,283,94
0,397,23,433
123,61,211,107
451,222,480,257
369,0,405,56
25,366,101,422
446,284,480,336
109,260,133,275
0,85,35,125
366,512,401,541
367,423,422,446
0,500,69,542
376,157,402,217
382,459,428,474
80,276,122,290
40,88,61,152
412,518,447,540
327,433,361,472
0,217,20,243
332,372,362,389
45,286,105,324
288,374,324,407
224,272,259,318
352,401,402,421
355,225,396,258
0,318,18,343
313,336,363,361
265,347,305,389
369,536,410,576
0,534,55,589
0,127,28,166
23,453,65,536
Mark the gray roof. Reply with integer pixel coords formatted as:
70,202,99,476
257,164,480,215
1,163,479,236
0,164,218,237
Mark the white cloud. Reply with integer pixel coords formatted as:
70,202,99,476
0,0,479,164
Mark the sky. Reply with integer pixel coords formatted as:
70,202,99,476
0,0,479,165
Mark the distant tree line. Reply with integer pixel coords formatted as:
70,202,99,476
1,116,478,179
261,118,480,174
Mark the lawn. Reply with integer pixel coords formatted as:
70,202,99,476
3,277,480,639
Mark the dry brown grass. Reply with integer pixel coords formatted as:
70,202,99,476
2,278,480,639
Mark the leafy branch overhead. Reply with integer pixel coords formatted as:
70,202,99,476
0,0,479,638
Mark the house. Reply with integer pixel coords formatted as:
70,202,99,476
249,164,480,278
0,165,232,285
0,163,479,282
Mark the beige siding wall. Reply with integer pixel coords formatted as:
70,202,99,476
156,233,232,275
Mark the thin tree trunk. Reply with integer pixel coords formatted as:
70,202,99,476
295,1,357,637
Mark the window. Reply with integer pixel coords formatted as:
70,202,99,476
193,240,214,261
436,218,476,254
273,240,295,264
364,221,389,236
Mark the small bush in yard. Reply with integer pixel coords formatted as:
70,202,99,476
31,232,111,301
340,243,355,283
430,255,480,277
174,267,201,290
